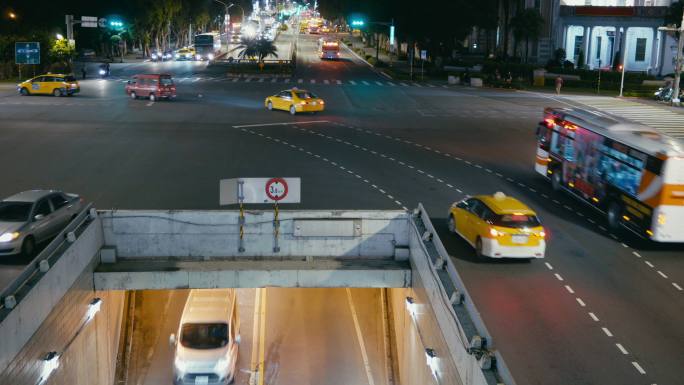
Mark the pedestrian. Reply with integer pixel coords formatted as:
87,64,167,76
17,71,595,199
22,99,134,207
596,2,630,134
81,67,87,80
555,75,563,95
105,62,110,76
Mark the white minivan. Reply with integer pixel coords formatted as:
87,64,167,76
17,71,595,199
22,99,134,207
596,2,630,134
170,289,240,385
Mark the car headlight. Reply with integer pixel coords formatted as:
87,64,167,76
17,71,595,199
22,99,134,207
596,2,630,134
174,357,187,374
99,69,106,75
175,53,180,58
213,358,229,374
151,54,158,59
0,232,20,243
196,54,202,60
208,53,215,60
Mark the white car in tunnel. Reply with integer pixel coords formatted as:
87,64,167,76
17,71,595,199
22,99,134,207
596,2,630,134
171,289,240,385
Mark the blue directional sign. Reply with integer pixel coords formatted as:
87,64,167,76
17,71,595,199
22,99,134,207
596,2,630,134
15,42,40,65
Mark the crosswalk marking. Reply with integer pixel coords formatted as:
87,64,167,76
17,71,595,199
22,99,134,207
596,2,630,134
232,78,239,82
375,81,383,86
362,81,370,85
350,80,357,85
245,78,252,83
400,82,409,87
324,79,330,84
258,78,264,82
310,79,316,84
413,83,422,87
567,96,684,139
336,80,342,85
388,82,396,86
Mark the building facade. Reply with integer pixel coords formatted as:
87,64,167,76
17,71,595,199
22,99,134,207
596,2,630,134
495,0,679,75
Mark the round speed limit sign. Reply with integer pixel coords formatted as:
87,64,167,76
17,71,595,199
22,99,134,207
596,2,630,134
265,178,289,201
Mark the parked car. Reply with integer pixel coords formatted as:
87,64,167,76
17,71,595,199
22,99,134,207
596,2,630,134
0,190,83,257
125,74,176,101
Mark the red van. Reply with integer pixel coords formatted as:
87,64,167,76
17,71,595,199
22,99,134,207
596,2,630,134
125,74,176,101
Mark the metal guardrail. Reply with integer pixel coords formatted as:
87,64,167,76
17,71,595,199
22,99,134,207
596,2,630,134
416,203,517,385
0,204,94,315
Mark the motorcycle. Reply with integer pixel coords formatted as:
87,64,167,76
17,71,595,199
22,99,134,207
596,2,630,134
654,86,672,101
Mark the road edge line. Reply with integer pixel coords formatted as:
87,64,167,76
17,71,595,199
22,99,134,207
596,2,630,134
346,288,376,385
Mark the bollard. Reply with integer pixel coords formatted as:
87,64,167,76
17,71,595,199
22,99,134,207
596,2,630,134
39,259,50,273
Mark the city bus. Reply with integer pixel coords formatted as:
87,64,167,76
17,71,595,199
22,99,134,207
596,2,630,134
535,107,684,242
319,40,340,60
194,32,221,60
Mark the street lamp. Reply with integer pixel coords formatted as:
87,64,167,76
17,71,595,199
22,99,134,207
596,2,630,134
56,33,64,40
658,13,684,105
8,11,16,19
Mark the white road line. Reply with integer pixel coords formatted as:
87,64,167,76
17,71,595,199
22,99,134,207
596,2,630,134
673,283,683,291
324,79,330,84
602,327,613,337
232,78,239,82
565,285,574,294
657,271,668,279
588,312,599,322
545,262,553,270
576,298,586,307
621,243,629,248
632,251,642,258
346,288,376,385
258,78,265,82
631,362,646,375
271,78,277,83
233,120,329,128
245,78,252,82
350,80,357,85
616,343,629,355
362,81,370,85
336,80,342,85
554,273,563,281
400,82,408,86
645,261,654,268
375,81,383,86
310,79,316,84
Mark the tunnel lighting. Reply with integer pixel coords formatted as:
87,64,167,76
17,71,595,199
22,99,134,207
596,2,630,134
86,298,102,322
39,351,60,385
405,297,417,318
425,348,437,374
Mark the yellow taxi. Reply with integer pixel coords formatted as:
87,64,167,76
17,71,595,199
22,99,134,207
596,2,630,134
265,88,325,115
17,74,80,96
175,47,196,60
447,192,546,259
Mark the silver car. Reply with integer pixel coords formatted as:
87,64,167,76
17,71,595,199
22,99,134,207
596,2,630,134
0,190,82,257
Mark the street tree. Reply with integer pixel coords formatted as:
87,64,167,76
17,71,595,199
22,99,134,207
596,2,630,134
511,8,545,62
236,38,278,62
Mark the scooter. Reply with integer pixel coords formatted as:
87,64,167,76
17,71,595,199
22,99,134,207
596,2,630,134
654,86,672,101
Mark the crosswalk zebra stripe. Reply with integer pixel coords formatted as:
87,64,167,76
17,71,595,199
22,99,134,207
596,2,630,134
350,80,357,85
362,81,370,85
324,80,330,84
375,81,383,86
336,80,342,85
387,82,396,86
400,82,408,86
258,78,264,82
310,79,316,84
232,78,239,82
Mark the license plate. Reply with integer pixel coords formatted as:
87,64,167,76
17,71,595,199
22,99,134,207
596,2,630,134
511,235,528,244
195,376,209,385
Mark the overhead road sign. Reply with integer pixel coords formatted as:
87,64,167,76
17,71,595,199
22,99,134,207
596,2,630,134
81,16,98,28
220,177,301,205
15,42,40,65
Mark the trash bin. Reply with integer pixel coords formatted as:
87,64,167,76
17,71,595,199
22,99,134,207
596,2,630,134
533,69,546,87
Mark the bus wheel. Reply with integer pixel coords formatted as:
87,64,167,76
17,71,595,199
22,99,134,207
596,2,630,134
551,170,562,191
607,202,621,231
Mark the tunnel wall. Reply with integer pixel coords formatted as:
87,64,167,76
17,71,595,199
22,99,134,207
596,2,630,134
0,266,125,385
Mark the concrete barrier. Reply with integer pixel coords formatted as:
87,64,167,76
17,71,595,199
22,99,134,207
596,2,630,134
101,210,409,258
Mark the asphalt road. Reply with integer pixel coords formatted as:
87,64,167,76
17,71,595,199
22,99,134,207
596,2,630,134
0,29,682,385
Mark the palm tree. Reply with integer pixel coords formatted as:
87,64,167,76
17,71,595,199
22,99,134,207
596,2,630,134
235,37,278,62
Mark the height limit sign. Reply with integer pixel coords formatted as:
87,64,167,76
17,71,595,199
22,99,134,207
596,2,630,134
220,177,301,205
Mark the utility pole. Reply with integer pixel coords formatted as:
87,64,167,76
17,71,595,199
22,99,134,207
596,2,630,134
659,11,684,105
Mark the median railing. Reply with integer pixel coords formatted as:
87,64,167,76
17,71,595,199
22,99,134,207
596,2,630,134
413,203,517,385
0,204,94,319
